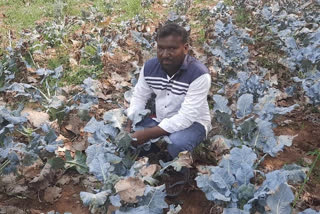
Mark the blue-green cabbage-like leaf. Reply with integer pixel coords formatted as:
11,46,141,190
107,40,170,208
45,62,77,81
219,146,257,181
0,106,27,124
298,208,320,214
110,194,121,207
80,190,111,206
84,117,118,144
213,95,232,114
281,164,307,184
196,167,235,202
103,108,127,130
236,94,253,119
223,208,249,214
266,183,294,214
86,144,121,182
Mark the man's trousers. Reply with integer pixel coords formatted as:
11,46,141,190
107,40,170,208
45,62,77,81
136,117,206,158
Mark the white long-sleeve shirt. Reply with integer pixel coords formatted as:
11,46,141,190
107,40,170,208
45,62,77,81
127,55,212,135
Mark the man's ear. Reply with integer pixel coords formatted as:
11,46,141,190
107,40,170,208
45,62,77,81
183,43,189,54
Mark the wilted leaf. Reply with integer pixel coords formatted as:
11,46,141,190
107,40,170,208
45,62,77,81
115,177,146,203
44,186,62,203
159,151,193,173
21,107,50,128
116,185,168,214
139,164,160,178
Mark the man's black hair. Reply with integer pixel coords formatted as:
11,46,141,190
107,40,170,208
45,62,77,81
157,23,188,44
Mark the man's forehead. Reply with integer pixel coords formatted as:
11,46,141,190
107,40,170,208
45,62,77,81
157,34,184,43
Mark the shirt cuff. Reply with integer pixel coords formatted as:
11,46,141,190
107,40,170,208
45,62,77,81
158,118,181,134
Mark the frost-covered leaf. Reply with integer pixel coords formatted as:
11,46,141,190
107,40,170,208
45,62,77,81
236,94,253,119
266,183,294,214
80,190,111,206
213,95,232,114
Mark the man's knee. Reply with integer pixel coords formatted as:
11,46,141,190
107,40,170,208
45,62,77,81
167,123,206,158
167,133,195,158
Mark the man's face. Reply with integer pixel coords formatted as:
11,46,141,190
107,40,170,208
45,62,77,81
157,35,188,72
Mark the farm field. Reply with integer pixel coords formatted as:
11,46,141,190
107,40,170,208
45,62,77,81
0,0,319,214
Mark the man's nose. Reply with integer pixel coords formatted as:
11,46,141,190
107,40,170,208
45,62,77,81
162,49,170,57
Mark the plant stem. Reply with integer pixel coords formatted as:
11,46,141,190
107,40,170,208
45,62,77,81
0,159,11,175
293,150,320,207
65,161,88,169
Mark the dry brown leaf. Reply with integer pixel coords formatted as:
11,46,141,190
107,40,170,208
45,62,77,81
29,162,63,190
115,177,145,203
225,83,241,98
19,158,43,179
65,113,84,135
0,206,24,214
27,76,38,83
208,136,230,159
0,175,28,195
176,151,193,168
139,164,160,178
44,186,62,203
56,175,71,186
21,107,50,128
72,139,88,151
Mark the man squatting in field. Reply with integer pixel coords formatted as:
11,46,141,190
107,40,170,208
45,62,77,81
126,23,211,159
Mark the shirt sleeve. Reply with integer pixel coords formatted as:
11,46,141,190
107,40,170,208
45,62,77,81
158,73,211,133
126,66,153,120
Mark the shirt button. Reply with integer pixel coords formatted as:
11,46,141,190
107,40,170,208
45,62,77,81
167,93,169,95
165,106,167,108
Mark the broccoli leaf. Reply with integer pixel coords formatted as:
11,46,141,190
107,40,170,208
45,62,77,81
236,94,253,119
80,190,111,206
266,183,294,214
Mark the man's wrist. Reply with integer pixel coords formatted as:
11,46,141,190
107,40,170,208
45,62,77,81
146,126,169,139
